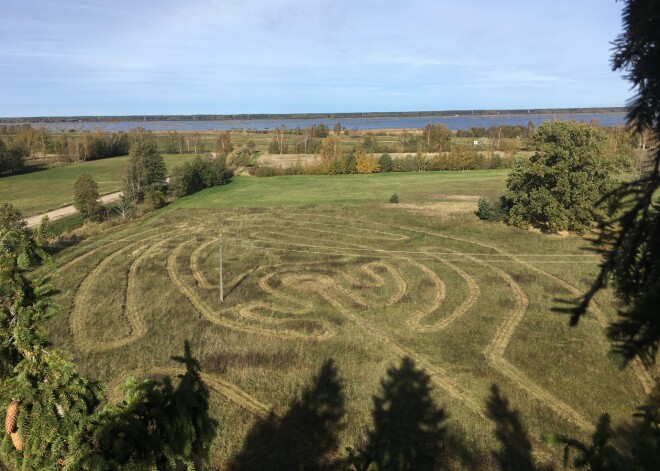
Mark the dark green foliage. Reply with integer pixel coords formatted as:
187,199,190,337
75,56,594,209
169,155,231,199
1,354,102,470
0,203,53,377
389,193,398,204
229,359,345,471
122,141,166,204
570,0,660,365
72,174,102,221
476,197,506,222
348,357,449,471
314,124,329,138
252,165,282,177
392,155,418,173
379,154,393,172
503,121,626,233
143,188,165,210
92,342,218,470
485,384,540,471
0,203,101,469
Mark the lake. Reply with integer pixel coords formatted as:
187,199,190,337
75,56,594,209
28,111,627,132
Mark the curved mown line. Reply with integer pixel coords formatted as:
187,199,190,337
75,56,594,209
58,227,163,272
190,239,217,289
339,261,407,306
70,232,184,353
509,264,656,395
405,226,655,395
71,238,153,352
282,213,598,430
413,255,480,332
167,241,337,341
240,221,486,417
252,221,482,333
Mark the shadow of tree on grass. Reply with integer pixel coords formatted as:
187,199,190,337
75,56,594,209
348,356,478,471
228,358,345,471
485,384,554,471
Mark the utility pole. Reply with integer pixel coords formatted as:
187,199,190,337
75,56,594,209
219,234,224,302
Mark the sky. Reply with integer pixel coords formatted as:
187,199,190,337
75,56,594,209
0,0,632,117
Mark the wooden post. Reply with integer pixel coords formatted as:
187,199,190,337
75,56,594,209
219,234,224,302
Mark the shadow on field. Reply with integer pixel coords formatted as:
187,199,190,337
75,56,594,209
228,359,346,471
485,384,554,471
348,356,478,471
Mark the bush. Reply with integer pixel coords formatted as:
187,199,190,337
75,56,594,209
393,155,417,172
389,193,399,203
355,148,380,173
144,188,165,210
476,197,506,222
253,165,283,177
169,155,232,199
379,154,393,172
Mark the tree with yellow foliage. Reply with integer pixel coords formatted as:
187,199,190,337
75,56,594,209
355,146,380,174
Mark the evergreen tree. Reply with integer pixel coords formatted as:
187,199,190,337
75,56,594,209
91,342,217,470
0,203,102,468
570,0,660,365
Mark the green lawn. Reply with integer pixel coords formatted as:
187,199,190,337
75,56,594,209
0,154,194,216
47,169,651,468
173,170,509,209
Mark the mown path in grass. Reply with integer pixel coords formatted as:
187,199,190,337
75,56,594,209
55,209,651,438
48,171,653,466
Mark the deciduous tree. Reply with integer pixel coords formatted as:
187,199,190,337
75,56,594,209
73,173,102,221
122,141,167,204
503,121,627,233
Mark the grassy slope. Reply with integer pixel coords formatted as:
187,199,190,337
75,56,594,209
173,170,509,209
45,169,651,468
0,153,194,216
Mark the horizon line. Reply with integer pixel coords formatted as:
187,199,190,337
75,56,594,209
0,106,627,123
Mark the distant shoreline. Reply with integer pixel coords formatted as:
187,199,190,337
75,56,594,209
0,107,626,124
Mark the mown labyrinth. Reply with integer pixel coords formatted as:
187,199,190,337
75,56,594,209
48,207,654,464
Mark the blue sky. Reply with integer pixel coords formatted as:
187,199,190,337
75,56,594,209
0,0,630,117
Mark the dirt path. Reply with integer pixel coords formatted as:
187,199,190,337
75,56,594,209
24,191,123,228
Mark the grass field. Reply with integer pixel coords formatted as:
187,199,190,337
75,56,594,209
0,153,195,216
172,171,509,209
44,170,655,468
